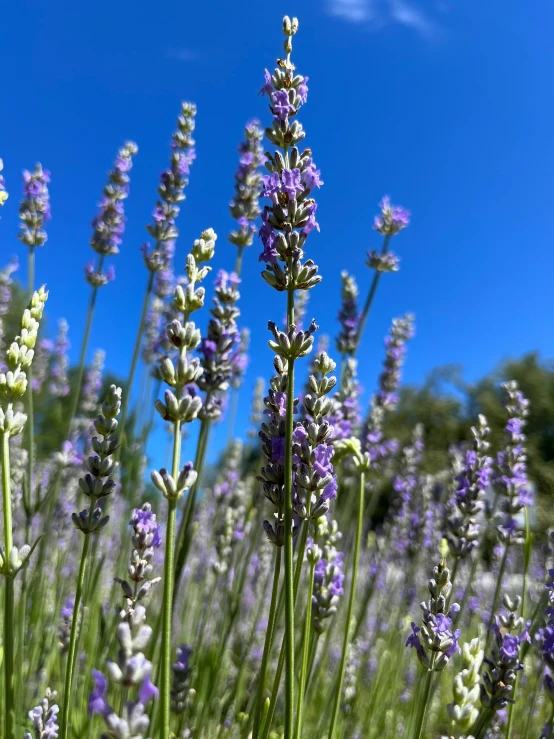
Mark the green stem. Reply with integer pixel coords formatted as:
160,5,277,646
413,667,434,739
294,557,316,739
485,544,509,655
252,547,282,738
259,521,310,739
172,415,211,605
328,467,365,739
283,274,296,739
506,509,531,739
234,246,244,277
471,706,495,739
1,431,16,739
118,272,155,454
67,256,104,436
60,527,92,739
352,234,390,357
161,496,178,735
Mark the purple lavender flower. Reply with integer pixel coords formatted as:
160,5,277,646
364,314,414,465
373,195,410,236
336,271,361,357
49,318,70,397
25,688,59,738
142,103,196,275
171,644,193,714
406,558,461,671
18,163,51,248
229,119,265,252
495,381,531,545
197,269,241,421
81,348,106,413
366,249,400,273
480,614,531,712
329,357,362,441
86,141,137,287
446,415,493,559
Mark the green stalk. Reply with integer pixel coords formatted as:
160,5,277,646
234,245,245,276
283,277,296,739
506,508,532,739
160,409,182,733
117,271,155,453
60,502,93,739
328,467,365,739
413,659,435,739
1,431,16,739
484,544,509,655
161,497,178,734
294,556,316,739
66,255,104,437
352,234,390,357
252,548,282,738
259,521,310,739
172,415,211,606
471,706,495,739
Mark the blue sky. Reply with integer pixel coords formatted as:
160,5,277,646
1,0,553,462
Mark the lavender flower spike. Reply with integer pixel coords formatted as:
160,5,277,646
336,271,361,357
18,163,51,248
49,318,71,398
84,141,137,288
495,381,532,546
229,119,265,260
24,688,59,739
373,195,410,236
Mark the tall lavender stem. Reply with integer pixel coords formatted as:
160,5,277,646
328,457,368,738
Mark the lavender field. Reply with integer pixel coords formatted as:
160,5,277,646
1,13,553,739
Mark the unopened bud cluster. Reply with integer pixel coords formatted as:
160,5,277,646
406,558,461,672
142,102,197,274
0,287,48,436
154,229,215,425
18,163,51,248
446,637,484,731
72,384,121,535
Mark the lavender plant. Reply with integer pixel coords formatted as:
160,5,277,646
1,15,552,739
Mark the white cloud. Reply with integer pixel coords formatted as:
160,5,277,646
326,0,441,40
166,48,196,62
327,0,377,22
389,0,436,39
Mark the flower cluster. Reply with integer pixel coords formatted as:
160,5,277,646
446,637,484,732
311,517,344,634
24,688,59,739
197,267,241,420
212,440,247,574
48,318,70,397
142,102,196,274
89,666,157,738
373,195,410,236
538,563,554,701
336,271,361,357
330,357,361,441
0,258,18,365
392,424,427,558
495,381,531,545
58,598,74,654
228,119,265,251
86,141,138,286
446,415,492,559
115,503,162,617
258,355,297,546
18,163,51,248
71,384,121,535
171,643,193,714
292,350,338,521
154,229,215,434
406,558,461,671
81,348,106,413
364,314,414,465
480,597,530,713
